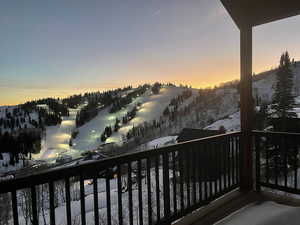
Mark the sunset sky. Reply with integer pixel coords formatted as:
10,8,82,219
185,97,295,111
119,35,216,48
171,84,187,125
1,0,300,106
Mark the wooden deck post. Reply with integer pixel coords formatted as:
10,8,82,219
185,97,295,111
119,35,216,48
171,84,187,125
240,25,253,191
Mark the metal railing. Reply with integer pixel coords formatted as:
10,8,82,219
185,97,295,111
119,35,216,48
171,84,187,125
0,132,241,225
254,131,300,194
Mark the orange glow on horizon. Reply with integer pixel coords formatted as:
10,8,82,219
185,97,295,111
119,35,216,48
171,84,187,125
0,62,281,107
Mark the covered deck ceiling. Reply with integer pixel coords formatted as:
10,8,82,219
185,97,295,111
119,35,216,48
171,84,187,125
221,0,300,28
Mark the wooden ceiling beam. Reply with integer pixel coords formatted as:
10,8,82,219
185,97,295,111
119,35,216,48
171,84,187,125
221,0,300,29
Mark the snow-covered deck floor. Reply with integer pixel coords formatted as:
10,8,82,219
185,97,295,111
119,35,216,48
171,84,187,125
178,191,300,225
215,201,300,225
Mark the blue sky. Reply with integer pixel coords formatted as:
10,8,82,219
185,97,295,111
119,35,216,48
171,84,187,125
1,0,300,105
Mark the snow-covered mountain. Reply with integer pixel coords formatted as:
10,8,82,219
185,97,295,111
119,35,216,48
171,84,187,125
72,86,198,151
1,61,300,165
71,60,300,154
253,61,300,102
0,106,39,132
207,61,300,131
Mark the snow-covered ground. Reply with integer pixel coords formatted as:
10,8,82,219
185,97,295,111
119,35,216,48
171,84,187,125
205,111,240,132
0,105,39,132
204,62,300,132
145,136,177,149
215,201,300,225
1,86,196,172
205,92,300,132
13,167,174,225
253,63,300,103
0,153,27,175
73,87,187,150
293,96,300,117
32,106,85,161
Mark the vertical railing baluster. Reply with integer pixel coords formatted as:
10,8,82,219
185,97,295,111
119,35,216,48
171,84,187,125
49,181,56,225
93,178,99,225
228,136,232,187
236,136,240,184
266,135,270,184
155,155,160,221
226,136,230,188
204,143,208,201
146,158,152,225
283,136,288,188
65,178,72,225
218,140,223,193
255,134,261,192
106,171,112,225
227,136,233,187
222,137,229,189
235,136,239,184
172,151,177,214
275,140,279,186
208,142,213,198
128,163,134,225
231,136,235,186
11,190,19,225
163,152,171,220
216,140,221,194
186,149,191,207
138,160,143,225
80,177,86,225
198,145,203,202
31,186,38,225
221,137,225,190
230,136,236,185
117,165,123,225
294,146,298,190
179,152,184,210
192,145,197,204
213,141,218,196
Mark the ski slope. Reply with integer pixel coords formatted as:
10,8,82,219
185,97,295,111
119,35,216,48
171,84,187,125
73,86,191,151
32,107,84,161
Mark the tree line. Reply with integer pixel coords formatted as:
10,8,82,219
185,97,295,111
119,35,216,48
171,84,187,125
0,129,41,166
75,86,134,127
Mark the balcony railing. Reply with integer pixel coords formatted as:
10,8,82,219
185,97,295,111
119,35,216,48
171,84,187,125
254,131,300,194
0,132,241,225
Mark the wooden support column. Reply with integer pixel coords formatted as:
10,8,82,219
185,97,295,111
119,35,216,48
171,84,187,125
240,25,253,191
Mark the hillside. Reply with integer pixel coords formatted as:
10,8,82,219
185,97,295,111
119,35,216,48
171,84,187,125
253,61,300,102
72,86,198,151
207,61,300,131
1,61,300,170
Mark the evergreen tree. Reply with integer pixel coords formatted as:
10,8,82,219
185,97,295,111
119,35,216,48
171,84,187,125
163,107,170,116
272,52,296,127
151,82,161,95
114,118,120,132
254,102,269,130
100,133,106,142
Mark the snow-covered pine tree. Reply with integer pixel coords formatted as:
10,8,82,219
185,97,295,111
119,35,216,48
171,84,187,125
272,51,296,124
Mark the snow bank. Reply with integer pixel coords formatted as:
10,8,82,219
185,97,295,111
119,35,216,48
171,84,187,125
145,136,177,149
205,111,240,132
